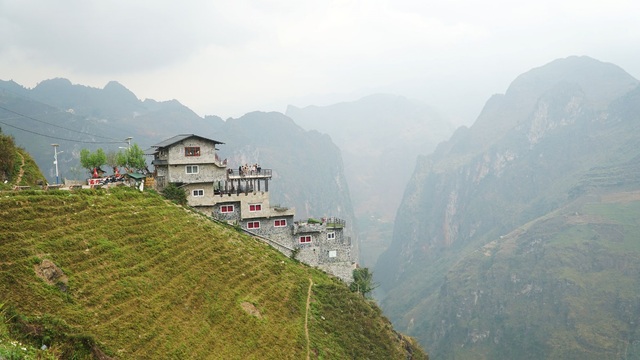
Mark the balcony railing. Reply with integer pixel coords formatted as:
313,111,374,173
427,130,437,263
227,168,272,179
324,217,346,229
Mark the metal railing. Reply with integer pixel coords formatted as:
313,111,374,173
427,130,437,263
324,217,346,228
227,168,272,178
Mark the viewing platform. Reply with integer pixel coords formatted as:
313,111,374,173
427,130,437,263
293,217,346,233
227,168,272,180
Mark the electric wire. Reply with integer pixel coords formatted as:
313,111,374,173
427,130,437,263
0,86,135,139
0,119,125,144
0,104,121,141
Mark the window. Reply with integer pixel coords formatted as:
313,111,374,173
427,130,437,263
329,250,337,258
220,205,234,213
185,147,201,156
247,221,260,229
249,204,262,212
186,165,199,174
327,232,335,240
274,219,287,227
192,189,204,197
299,235,312,244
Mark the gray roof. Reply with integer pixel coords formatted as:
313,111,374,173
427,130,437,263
151,134,224,148
125,173,147,180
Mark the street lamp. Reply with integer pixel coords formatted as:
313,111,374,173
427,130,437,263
51,144,63,185
125,137,132,149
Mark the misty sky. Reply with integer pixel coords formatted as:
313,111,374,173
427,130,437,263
1,0,639,125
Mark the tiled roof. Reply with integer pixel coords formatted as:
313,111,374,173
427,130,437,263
151,134,224,148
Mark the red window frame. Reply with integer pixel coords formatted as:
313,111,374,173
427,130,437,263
299,235,312,244
247,221,260,229
274,219,287,227
220,205,234,213
185,147,201,156
249,204,262,212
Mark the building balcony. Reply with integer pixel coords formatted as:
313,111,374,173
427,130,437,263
324,217,346,229
227,169,272,180
292,217,345,234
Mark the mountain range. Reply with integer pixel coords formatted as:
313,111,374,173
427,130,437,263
0,78,355,234
375,56,640,359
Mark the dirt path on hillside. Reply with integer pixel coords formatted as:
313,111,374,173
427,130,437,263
305,278,313,360
14,152,25,185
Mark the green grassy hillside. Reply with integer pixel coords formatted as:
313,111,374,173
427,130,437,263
0,187,426,359
0,129,46,189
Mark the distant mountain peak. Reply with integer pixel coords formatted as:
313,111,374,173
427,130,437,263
506,56,639,107
104,80,129,92
103,80,139,102
34,77,73,90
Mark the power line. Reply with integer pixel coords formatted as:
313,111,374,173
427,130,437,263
0,104,121,141
0,84,139,139
0,119,125,144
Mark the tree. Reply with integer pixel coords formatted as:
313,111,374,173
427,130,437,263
105,151,119,173
350,267,378,298
79,148,106,175
0,129,16,182
117,144,146,173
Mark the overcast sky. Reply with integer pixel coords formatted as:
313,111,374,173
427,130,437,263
1,0,639,125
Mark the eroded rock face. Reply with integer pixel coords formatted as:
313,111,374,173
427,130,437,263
35,259,68,291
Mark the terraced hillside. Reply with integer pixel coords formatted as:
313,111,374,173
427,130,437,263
0,188,426,359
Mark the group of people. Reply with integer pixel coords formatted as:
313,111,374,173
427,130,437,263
238,163,261,176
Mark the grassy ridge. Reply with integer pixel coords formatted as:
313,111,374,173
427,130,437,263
0,129,46,189
0,188,426,359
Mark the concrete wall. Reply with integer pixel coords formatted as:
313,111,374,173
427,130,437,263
239,192,270,219
167,164,226,184
316,261,356,283
184,182,214,207
293,224,354,282
166,137,219,165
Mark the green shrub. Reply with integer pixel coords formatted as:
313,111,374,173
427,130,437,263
162,183,187,205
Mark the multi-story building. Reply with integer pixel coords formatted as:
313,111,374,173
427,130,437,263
149,134,354,282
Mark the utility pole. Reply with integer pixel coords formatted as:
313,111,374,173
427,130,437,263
51,144,62,185
122,137,132,173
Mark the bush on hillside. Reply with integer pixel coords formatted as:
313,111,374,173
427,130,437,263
162,183,187,205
